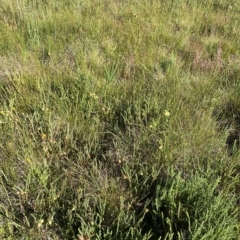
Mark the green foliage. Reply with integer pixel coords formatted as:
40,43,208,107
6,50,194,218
0,0,240,239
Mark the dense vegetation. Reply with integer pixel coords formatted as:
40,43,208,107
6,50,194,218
0,0,240,239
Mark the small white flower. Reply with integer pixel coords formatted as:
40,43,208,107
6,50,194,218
164,110,170,117
90,93,98,100
38,219,44,228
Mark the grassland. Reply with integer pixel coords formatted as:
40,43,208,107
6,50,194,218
0,0,240,239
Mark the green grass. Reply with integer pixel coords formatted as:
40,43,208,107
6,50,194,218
0,0,240,239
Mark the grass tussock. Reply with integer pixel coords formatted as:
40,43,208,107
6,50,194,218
0,0,240,239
